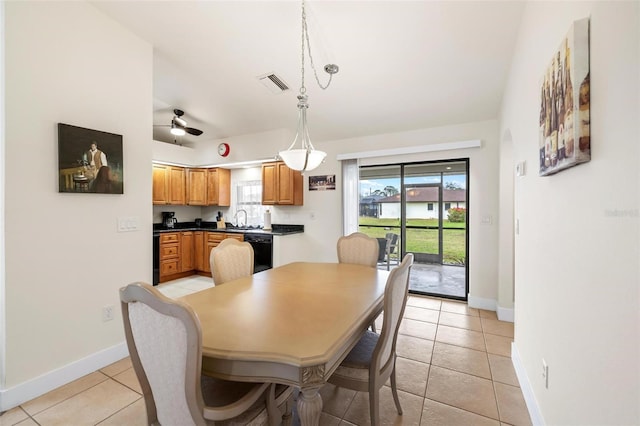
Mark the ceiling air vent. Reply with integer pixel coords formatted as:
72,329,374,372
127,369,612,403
257,73,289,94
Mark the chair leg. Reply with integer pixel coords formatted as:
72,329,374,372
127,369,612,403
390,364,403,415
369,389,380,426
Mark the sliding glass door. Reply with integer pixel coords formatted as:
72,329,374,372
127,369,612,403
358,159,469,299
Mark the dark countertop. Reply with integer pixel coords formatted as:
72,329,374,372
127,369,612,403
153,221,304,237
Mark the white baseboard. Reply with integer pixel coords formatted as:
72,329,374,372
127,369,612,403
511,342,545,426
467,295,514,323
467,294,497,311
497,306,514,323
0,342,128,412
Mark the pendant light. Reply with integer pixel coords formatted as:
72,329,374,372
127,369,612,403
278,0,338,172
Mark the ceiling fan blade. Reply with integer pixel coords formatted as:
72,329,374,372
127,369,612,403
185,127,203,136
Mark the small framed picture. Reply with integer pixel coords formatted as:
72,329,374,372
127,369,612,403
58,123,124,194
309,175,336,191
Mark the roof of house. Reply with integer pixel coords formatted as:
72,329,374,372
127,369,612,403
376,188,466,203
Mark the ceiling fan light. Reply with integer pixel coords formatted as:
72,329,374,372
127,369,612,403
170,124,186,136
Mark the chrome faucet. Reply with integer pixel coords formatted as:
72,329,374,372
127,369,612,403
234,209,248,228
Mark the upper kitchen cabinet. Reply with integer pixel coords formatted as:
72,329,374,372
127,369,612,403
186,168,207,206
153,164,185,205
207,168,230,206
155,165,230,206
262,161,303,205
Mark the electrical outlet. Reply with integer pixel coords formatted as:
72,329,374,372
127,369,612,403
542,359,549,389
102,305,115,322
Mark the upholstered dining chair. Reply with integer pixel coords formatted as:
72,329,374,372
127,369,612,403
337,232,379,268
328,253,414,426
337,232,381,332
120,282,293,426
210,238,254,285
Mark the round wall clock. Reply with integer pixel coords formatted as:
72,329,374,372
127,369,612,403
217,142,230,157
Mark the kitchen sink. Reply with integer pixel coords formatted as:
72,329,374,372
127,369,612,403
225,225,263,231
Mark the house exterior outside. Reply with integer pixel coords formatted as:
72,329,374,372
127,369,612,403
375,188,466,219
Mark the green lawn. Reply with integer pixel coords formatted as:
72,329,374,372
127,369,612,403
358,217,467,265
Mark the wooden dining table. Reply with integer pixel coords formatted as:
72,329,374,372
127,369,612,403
178,262,390,426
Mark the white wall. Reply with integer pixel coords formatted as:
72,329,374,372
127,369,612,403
499,2,639,424
2,1,152,407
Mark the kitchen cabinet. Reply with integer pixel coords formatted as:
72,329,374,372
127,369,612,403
186,169,207,206
202,232,244,273
261,161,303,205
194,231,204,271
159,232,180,280
159,230,244,282
207,168,230,206
153,164,186,205
184,167,230,206
181,231,194,272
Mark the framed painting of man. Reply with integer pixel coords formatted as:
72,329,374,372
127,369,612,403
58,123,124,194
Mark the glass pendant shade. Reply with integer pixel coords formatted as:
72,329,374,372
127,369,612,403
278,94,326,172
279,148,326,171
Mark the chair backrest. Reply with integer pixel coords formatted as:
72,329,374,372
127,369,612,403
384,233,399,255
337,232,379,267
120,282,206,426
371,254,414,377
210,238,254,285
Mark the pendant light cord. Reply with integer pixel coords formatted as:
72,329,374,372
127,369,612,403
300,0,334,93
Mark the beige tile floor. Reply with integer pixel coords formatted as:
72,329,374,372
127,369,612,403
0,276,532,426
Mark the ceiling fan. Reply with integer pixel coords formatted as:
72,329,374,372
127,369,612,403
156,109,204,137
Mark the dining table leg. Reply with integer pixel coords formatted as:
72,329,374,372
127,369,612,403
297,385,323,426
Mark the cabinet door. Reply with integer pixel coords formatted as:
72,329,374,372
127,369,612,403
181,231,194,272
206,168,231,206
194,231,204,271
261,163,277,205
206,169,219,205
216,168,231,206
152,164,169,204
204,243,216,273
276,162,295,205
187,169,207,206
168,166,186,205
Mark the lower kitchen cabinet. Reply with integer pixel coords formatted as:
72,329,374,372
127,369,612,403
181,231,194,272
159,233,180,280
158,230,244,282
202,232,244,273
194,231,204,271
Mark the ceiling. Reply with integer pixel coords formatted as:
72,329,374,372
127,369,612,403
92,1,525,147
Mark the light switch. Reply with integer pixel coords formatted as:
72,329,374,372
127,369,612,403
481,215,493,225
117,216,139,232
516,161,526,177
